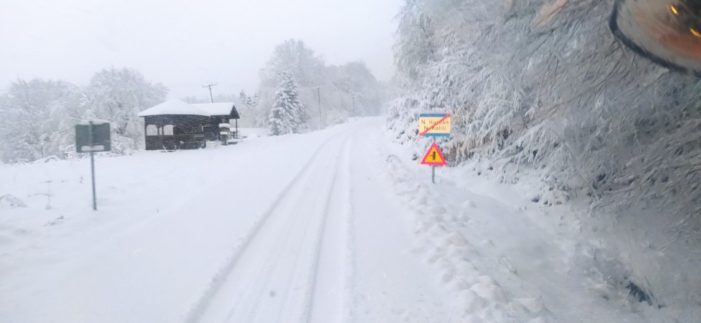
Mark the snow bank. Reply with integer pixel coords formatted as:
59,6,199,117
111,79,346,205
380,127,700,322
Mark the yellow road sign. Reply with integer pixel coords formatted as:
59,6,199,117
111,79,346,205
421,143,447,166
419,113,452,137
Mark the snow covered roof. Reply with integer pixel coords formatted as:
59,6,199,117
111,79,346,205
190,103,238,117
77,119,111,126
138,100,239,118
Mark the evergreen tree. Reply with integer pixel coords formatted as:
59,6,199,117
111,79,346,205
268,73,306,135
246,94,258,108
239,90,248,106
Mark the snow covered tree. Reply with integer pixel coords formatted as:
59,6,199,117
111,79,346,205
246,93,258,108
84,68,167,153
239,90,248,106
0,68,167,162
255,40,387,128
268,73,306,136
328,62,385,117
260,40,327,89
0,79,83,163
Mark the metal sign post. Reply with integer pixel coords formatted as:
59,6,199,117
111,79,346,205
421,141,448,183
76,121,111,211
432,137,437,184
89,122,97,210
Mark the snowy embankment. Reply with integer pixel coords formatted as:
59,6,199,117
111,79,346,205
381,134,695,322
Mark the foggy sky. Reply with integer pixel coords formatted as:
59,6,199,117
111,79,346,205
0,0,401,98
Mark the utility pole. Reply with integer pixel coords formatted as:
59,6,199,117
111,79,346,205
352,94,356,116
202,83,218,103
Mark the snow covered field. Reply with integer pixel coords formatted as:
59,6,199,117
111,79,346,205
0,118,682,322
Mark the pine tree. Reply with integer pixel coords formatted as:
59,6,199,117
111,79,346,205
239,90,248,106
246,94,257,108
268,73,306,135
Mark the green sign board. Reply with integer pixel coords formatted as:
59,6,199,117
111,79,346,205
75,121,111,211
75,122,111,153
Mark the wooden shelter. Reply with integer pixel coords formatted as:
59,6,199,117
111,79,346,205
138,100,240,150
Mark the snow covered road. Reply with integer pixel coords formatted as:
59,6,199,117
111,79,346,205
187,133,353,322
0,118,663,323
0,119,449,323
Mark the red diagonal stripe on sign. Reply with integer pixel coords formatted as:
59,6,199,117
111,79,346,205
420,114,451,136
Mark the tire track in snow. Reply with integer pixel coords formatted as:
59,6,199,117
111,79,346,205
184,131,351,323
344,146,357,323
301,135,353,323
215,134,351,322
266,135,350,323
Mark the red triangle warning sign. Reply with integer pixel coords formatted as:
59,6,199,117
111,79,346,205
421,143,447,166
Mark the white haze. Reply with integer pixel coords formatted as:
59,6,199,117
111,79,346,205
0,0,401,98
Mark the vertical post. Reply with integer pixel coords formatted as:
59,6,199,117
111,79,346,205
432,137,437,184
316,87,322,129
89,122,97,211
352,94,356,115
91,151,97,211
203,83,217,103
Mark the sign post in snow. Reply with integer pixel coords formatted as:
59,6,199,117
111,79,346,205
419,113,451,184
421,142,448,184
75,121,111,211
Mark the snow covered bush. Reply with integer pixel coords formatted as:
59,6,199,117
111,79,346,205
390,0,701,310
